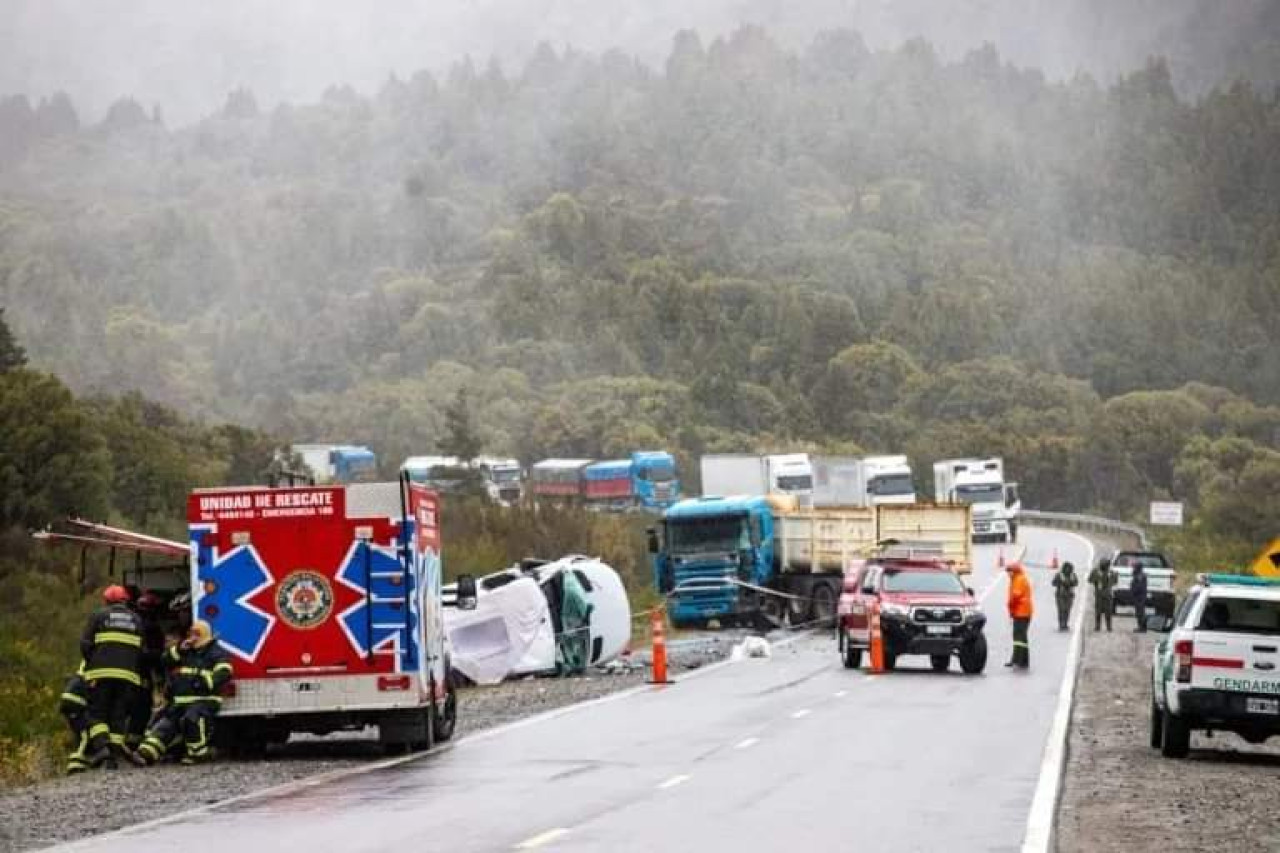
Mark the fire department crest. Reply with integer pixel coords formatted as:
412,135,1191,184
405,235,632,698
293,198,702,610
276,571,334,630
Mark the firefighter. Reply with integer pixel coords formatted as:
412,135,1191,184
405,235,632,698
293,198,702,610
76,585,147,770
127,591,167,751
1051,561,1079,631
1004,561,1033,669
60,664,92,774
1087,557,1115,631
137,620,233,765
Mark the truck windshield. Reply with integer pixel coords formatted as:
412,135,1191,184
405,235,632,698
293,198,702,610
491,469,521,483
639,466,675,483
1198,597,1280,635
955,484,1003,504
667,515,749,554
346,459,379,483
776,474,813,492
869,474,914,496
882,571,965,594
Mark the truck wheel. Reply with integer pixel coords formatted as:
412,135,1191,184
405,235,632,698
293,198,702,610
1160,709,1191,758
433,680,458,743
843,644,862,670
959,635,988,674
930,654,950,672
1149,698,1164,748
810,583,837,627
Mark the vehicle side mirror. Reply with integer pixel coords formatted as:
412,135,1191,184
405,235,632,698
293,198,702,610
455,574,478,611
1146,614,1172,633
646,527,659,554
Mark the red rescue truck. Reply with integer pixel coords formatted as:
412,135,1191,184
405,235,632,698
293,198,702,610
188,478,475,752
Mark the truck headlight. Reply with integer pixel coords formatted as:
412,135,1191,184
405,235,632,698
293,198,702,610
880,602,911,618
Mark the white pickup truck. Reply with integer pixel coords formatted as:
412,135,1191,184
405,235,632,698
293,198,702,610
1150,574,1280,757
1110,549,1177,617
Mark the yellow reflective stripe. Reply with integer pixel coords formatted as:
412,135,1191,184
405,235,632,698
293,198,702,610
211,663,233,676
84,667,141,685
109,733,126,746
60,692,88,706
177,667,202,675
173,695,222,705
88,723,110,738
202,672,215,691
94,631,141,647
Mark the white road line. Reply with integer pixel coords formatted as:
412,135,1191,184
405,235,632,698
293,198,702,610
834,690,847,698
1021,530,1095,853
657,774,691,789
734,737,759,750
515,828,571,850
791,708,811,719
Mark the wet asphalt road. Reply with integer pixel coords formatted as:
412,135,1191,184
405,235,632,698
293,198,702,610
57,528,1094,853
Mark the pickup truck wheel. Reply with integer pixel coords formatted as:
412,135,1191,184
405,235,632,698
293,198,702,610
1160,709,1191,758
843,644,862,670
958,634,988,674
1150,697,1164,748
930,654,950,672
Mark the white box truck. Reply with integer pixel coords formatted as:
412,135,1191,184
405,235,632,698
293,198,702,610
811,455,917,506
700,454,814,499
933,458,1020,543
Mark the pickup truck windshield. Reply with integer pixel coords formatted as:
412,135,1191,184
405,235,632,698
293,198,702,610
1113,552,1171,569
869,474,914,496
955,484,1003,504
667,515,749,554
882,570,965,594
1198,597,1280,635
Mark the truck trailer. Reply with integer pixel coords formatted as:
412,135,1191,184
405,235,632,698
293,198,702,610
810,455,917,506
188,479,475,752
293,443,379,485
650,497,971,629
532,452,680,511
699,453,814,500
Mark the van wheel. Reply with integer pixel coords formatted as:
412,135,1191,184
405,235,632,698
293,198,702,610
930,654,950,672
959,635,988,674
1150,698,1164,748
843,645,862,670
1160,709,1191,758
433,680,458,743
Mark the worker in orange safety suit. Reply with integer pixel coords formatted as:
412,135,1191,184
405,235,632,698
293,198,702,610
1005,562,1033,669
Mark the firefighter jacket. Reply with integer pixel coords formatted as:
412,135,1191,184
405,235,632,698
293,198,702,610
164,641,233,706
59,665,90,720
1007,568,1034,619
80,603,143,685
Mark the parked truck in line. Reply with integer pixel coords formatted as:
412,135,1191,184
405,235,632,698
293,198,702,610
187,479,477,752
933,457,1021,543
474,456,524,505
649,496,971,629
531,452,680,511
292,443,379,485
700,453,814,500
811,455,918,506
402,455,525,506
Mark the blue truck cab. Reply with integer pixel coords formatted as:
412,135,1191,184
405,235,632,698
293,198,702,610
631,451,681,511
333,446,378,483
650,495,775,627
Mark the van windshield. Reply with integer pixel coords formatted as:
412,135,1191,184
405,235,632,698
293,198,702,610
1198,597,1280,635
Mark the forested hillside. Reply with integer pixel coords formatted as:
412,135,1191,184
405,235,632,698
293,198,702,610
2,28,1279,549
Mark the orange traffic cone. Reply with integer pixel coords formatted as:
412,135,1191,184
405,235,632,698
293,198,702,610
649,607,671,685
1051,549,1060,570
869,600,886,674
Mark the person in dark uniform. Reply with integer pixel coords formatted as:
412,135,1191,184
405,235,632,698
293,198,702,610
1131,562,1149,632
1087,558,1115,631
127,591,166,751
1052,562,1079,631
77,585,146,770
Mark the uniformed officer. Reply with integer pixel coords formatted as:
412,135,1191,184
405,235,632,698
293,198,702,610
1052,561,1079,631
1087,558,1115,632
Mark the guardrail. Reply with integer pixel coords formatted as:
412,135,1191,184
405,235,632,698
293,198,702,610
1020,509,1150,550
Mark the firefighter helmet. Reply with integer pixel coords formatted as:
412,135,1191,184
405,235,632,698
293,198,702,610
187,620,215,648
102,585,131,604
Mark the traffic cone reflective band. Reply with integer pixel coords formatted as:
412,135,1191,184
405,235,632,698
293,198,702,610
649,607,671,685
1051,549,1060,570
869,600,885,674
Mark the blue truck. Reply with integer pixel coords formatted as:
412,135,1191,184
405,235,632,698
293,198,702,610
649,496,971,629
537,451,681,512
293,444,379,484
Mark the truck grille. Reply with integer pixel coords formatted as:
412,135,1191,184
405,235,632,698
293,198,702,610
499,488,521,501
912,607,964,625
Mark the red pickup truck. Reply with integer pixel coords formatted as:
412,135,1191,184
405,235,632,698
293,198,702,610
838,557,988,673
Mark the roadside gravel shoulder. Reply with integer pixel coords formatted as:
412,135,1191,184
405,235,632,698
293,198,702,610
0,634,742,853
1057,622,1280,853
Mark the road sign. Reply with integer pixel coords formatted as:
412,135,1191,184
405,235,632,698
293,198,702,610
1149,501,1184,526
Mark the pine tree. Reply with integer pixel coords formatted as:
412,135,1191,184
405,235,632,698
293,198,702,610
0,308,27,372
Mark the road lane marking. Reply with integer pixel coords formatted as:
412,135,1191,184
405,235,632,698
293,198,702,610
734,737,759,750
791,708,811,719
515,828,570,850
1021,530,1095,853
657,774,691,789
834,690,847,697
